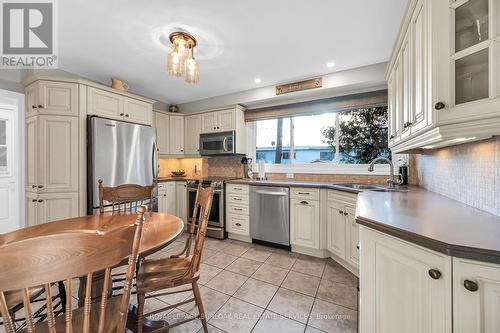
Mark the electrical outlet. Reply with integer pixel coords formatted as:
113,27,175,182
286,173,294,179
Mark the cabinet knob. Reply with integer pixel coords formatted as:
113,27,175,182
38,185,44,188
389,135,395,140
37,105,43,109
428,269,442,280
32,105,37,109
235,223,242,227
435,102,446,110
120,113,124,116
37,199,43,203
32,185,37,188
300,201,309,205
125,114,129,117
343,212,348,216
464,280,478,292
32,199,37,202
356,244,360,250
338,210,344,215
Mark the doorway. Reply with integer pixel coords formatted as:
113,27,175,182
0,89,24,232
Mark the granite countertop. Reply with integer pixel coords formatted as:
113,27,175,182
157,176,196,182
356,187,500,264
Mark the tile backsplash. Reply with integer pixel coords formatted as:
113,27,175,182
411,137,500,216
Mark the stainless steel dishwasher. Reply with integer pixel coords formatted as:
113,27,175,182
250,186,290,247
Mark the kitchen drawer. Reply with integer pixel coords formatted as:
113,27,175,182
227,213,249,236
327,189,357,205
227,194,249,205
227,184,249,196
227,203,249,216
290,187,320,201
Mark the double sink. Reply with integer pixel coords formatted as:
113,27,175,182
332,183,407,192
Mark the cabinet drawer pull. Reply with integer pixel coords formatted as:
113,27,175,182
233,198,242,201
32,199,37,202
235,223,242,227
37,199,44,203
234,188,243,191
435,102,446,110
38,185,44,188
298,192,310,195
37,105,44,109
428,269,441,280
300,201,309,205
464,280,478,292
32,185,37,188
32,105,37,109
234,208,243,211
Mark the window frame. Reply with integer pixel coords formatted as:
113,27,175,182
246,109,391,175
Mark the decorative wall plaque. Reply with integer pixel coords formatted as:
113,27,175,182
276,77,322,95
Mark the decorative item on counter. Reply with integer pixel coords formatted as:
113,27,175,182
111,77,129,92
241,156,254,179
169,104,179,113
258,160,266,180
170,169,186,177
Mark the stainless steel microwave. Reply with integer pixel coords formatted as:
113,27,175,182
200,131,236,156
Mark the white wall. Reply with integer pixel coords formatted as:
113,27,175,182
178,62,388,113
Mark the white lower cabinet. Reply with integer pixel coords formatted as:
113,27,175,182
175,182,187,222
359,226,452,333
326,190,359,270
290,197,320,249
26,192,79,226
453,258,500,333
157,182,176,215
226,184,250,238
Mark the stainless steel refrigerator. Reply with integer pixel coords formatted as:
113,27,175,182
87,116,158,214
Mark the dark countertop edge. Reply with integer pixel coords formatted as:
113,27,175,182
225,179,363,194
356,216,500,265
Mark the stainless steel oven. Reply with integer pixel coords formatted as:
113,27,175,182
187,180,225,239
199,131,235,156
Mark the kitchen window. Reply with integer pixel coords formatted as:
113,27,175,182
248,106,390,168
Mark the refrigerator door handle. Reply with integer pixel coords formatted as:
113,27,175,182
153,139,159,180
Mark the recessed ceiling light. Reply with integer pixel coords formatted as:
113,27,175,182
254,78,262,83
326,62,335,68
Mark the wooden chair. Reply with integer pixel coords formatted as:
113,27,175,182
135,185,215,333
98,179,155,214
98,179,155,296
0,206,147,333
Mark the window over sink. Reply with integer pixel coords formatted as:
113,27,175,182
248,106,391,171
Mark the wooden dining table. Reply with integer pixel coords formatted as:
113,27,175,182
1,211,184,332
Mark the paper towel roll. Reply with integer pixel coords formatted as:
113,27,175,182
258,160,266,180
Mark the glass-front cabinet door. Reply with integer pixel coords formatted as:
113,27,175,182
451,0,493,106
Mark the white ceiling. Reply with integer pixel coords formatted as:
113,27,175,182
58,0,407,104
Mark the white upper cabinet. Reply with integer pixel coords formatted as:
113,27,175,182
123,98,152,125
87,87,152,125
25,81,78,117
218,109,235,132
184,114,202,155
386,0,500,152
169,115,185,154
87,87,123,119
453,257,500,333
201,112,218,133
155,112,170,154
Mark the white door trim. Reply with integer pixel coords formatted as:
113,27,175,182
0,89,25,231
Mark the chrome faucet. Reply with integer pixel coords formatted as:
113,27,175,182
368,157,403,189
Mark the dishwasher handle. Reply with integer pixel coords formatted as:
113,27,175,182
253,190,288,196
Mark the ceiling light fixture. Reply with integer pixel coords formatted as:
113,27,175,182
167,31,199,84
254,78,262,83
326,62,335,68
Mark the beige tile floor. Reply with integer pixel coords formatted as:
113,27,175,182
0,233,358,333
134,233,359,333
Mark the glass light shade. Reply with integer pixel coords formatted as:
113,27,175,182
184,55,199,84
167,37,189,77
